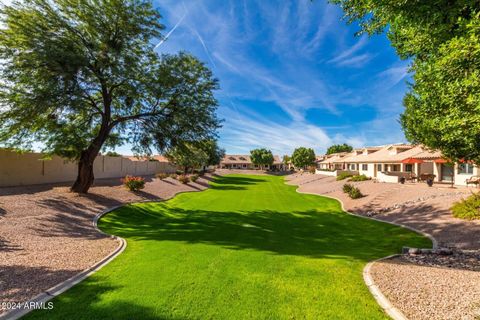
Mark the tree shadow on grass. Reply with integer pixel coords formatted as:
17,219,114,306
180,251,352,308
101,205,431,263
22,279,176,320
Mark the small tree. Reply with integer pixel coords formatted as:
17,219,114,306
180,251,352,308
202,140,225,169
291,147,316,169
250,148,274,170
0,0,220,193
326,144,353,155
282,155,291,170
165,143,209,174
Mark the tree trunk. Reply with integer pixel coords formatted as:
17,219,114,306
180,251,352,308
71,151,96,193
71,124,111,193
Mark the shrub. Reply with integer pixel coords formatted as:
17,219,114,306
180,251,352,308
176,170,184,175
122,175,145,191
190,174,199,182
342,183,363,199
342,183,354,194
336,172,353,181
178,175,190,184
155,173,169,180
170,173,177,180
451,193,480,220
348,174,371,182
308,166,316,174
348,187,364,199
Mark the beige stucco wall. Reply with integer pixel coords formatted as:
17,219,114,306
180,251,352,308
0,149,176,187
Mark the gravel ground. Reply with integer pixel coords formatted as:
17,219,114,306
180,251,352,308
370,257,480,320
0,174,212,312
286,172,480,320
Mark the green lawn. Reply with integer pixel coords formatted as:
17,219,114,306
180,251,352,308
26,174,431,319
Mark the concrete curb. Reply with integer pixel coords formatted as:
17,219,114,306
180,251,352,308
289,179,439,320
0,206,127,320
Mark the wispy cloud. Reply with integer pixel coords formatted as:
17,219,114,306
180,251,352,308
153,0,408,155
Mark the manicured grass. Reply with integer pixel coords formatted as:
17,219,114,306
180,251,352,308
26,174,431,319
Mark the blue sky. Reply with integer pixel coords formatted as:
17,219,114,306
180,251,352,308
1,0,410,156
138,0,411,156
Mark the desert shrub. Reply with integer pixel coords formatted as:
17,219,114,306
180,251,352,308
348,187,364,199
155,173,169,180
122,175,145,191
343,183,354,194
342,183,363,199
176,170,184,175
178,175,190,184
348,174,371,182
308,166,316,174
190,174,199,182
336,172,353,181
170,174,177,180
451,193,480,220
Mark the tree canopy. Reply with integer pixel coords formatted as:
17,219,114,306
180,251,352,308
326,144,353,155
291,147,316,169
165,143,209,174
0,0,220,192
250,148,274,167
330,0,480,163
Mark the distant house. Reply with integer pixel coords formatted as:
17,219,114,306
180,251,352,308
219,155,284,171
316,144,479,186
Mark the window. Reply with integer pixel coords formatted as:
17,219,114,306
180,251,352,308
392,164,401,172
243,164,247,168
362,164,368,171
405,164,413,172
458,163,474,174
377,164,382,172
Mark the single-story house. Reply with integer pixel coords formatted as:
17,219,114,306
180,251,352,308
219,155,284,171
322,144,479,186
316,152,349,171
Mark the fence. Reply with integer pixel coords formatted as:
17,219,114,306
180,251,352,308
0,149,176,187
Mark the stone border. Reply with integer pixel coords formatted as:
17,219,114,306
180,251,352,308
0,206,127,320
291,184,439,320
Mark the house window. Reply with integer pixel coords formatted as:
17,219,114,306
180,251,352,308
361,164,368,171
392,164,400,172
405,164,413,172
458,163,474,174
377,164,382,172
243,164,247,168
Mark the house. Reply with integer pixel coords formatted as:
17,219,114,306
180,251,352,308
219,155,284,171
316,152,349,171
319,143,478,186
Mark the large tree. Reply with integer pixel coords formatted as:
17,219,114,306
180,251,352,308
291,147,316,169
330,0,480,163
0,0,220,192
250,148,274,169
326,143,352,155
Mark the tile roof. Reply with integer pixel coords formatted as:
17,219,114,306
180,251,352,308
340,145,443,163
221,155,282,164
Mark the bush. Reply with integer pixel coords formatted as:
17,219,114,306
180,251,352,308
343,183,354,194
342,183,363,199
451,193,480,220
348,174,371,182
190,174,199,182
176,170,184,175
178,175,190,184
122,175,145,191
170,174,177,180
336,172,353,181
348,187,364,199
155,173,169,180
308,166,316,174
